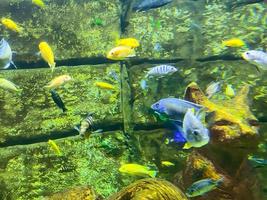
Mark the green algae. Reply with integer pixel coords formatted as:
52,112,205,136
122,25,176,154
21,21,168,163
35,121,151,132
0,0,120,60
0,132,137,199
0,65,121,144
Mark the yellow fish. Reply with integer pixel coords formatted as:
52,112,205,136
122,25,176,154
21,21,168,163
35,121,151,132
95,81,115,90
106,46,135,60
119,163,157,177
116,38,140,48
45,75,72,89
48,139,62,156
32,0,46,8
222,38,245,47
39,42,56,72
1,18,22,33
225,84,235,97
161,161,175,167
0,78,20,92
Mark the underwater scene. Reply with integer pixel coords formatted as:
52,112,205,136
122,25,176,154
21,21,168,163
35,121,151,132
0,0,267,199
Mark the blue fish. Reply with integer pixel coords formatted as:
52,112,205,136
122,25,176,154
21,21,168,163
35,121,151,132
186,178,223,197
248,155,267,167
182,109,209,149
133,0,173,12
0,38,16,69
151,98,202,122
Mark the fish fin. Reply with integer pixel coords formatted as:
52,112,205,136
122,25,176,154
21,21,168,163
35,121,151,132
50,63,56,72
3,62,11,69
196,108,206,123
148,170,157,178
35,51,41,57
74,126,80,133
10,61,17,69
183,142,193,149
140,79,148,90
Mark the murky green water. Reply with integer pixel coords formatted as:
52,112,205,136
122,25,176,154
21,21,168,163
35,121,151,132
0,0,267,199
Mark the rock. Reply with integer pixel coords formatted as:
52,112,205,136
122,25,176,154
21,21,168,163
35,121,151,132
173,152,233,200
184,82,259,145
108,178,188,200
45,186,101,200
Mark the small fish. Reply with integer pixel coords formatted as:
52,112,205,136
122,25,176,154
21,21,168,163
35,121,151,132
119,163,157,178
116,38,140,48
48,139,62,156
32,0,46,8
39,41,56,72
140,79,148,90
161,161,175,167
1,18,22,33
95,81,115,90
108,70,119,81
225,84,235,97
182,109,209,149
0,78,20,92
154,42,162,52
74,113,94,137
222,38,245,47
133,0,173,12
151,98,202,122
50,89,67,112
0,39,16,69
146,65,177,78
242,50,267,70
106,46,136,60
248,155,267,167
186,178,223,197
205,81,221,98
45,75,72,89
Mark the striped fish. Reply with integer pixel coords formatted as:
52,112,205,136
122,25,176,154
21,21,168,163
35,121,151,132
146,65,177,78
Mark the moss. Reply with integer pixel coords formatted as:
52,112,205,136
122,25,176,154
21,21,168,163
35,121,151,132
0,65,122,144
0,0,120,60
0,132,136,199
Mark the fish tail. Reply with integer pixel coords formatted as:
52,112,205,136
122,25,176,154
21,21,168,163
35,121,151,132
148,170,157,178
3,62,11,69
10,61,17,69
50,62,56,72
62,106,67,113
216,177,224,185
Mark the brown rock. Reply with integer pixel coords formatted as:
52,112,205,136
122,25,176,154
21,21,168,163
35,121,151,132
108,178,188,200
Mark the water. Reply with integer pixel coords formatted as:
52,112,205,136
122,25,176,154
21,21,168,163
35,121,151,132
0,0,266,199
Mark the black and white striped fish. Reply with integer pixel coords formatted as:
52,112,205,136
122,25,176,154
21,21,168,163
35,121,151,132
145,65,177,78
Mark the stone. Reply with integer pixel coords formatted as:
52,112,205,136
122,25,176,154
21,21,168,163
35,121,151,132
108,178,188,200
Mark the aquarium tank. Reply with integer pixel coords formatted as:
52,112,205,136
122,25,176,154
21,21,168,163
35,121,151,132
0,0,267,199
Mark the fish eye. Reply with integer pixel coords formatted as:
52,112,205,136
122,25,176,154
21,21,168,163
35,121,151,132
155,103,160,108
246,52,250,55
193,130,199,136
